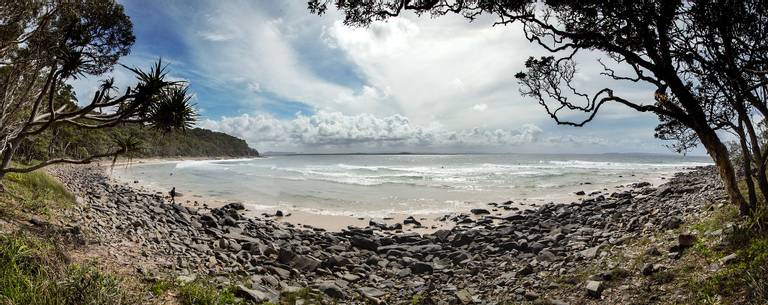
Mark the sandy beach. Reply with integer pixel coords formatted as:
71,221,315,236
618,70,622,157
103,157,681,233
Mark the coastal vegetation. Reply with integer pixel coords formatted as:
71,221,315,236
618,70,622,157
15,124,259,162
0,0,197,184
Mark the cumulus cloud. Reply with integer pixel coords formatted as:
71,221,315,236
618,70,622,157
92,1,683,154
472,104,488,111
199,111,543,152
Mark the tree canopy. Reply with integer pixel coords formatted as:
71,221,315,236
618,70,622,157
0,0,197,182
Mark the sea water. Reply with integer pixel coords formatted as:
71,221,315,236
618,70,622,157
112,153,712,217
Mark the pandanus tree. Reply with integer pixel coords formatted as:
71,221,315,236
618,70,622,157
0,0,196,186
310,0,768,215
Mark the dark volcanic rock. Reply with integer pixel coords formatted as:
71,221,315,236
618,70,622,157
225,202,245,210
351,236,379,251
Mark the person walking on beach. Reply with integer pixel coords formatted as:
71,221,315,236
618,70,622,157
169,187,177,204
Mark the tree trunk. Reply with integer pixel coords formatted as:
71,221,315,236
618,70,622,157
737,124,757,208
697,127,749,215
738,108,768,202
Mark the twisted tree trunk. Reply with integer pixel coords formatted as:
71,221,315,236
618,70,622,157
697,126,749,215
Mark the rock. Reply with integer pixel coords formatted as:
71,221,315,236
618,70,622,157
470,208,490,215
404,216,421,226
537,249,558,261
451,232,474,247
518,263,534,276
678,233,696,248
175,275,196,284
641,263,655,276
275,210,284,217
580,245,601,259
455,289,475,304
359,287,386,299
661,216,683,229
575,190,586,195
267,266,291,279
235,285,278,303
317,281,346,299
222,216,237,227
342,273,360,282
719,253,738,265
225,202,245,210
325,255,352,268
351,236,379,251
585,280,603,298
410,261,433,274
524,290,540,300
433,229,451,241
633,181,652,188
278,249,320,272
29,216,48,226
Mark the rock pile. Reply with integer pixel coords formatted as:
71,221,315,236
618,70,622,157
48,165,724,304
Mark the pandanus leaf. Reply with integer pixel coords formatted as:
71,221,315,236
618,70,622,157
148,86,197,133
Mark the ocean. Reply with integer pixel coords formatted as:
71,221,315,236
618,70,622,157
111,153,712,218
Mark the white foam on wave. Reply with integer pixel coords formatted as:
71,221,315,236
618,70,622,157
546,160,712,170
174,158,259,169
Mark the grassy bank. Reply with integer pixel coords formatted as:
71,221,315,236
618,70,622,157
0,232,143,305
0,170,75,219
689,206,768,304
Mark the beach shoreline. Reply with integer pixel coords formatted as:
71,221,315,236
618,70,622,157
43,160,726,304
46,162,723,303
103,157,685,233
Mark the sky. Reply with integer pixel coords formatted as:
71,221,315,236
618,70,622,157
69,0,705,155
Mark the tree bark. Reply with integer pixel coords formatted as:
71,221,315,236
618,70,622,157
736,123,757,208
697,127,749,215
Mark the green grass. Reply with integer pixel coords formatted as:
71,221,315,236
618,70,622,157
0,232,141,305
683,194,768,305
693,229,768,304
0,169,75,217
149,279,173,297
177,280,245,305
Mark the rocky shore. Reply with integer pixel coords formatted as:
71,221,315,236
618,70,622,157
47,165,724,304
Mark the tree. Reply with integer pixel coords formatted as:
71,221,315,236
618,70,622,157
310,0,768,215
0,0,196,185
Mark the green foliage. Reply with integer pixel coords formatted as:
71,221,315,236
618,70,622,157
411,293,425,305
150,86,197,133
149,279,173,297
0,169,75,217
15,124,258,163
0,232,140,305
695,234,768,304
177,280,243,305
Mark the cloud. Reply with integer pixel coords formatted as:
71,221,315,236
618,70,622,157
199,111,543,152
247,82,262,93
472,104,487,111
198,31,234,42
93,0,688,154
